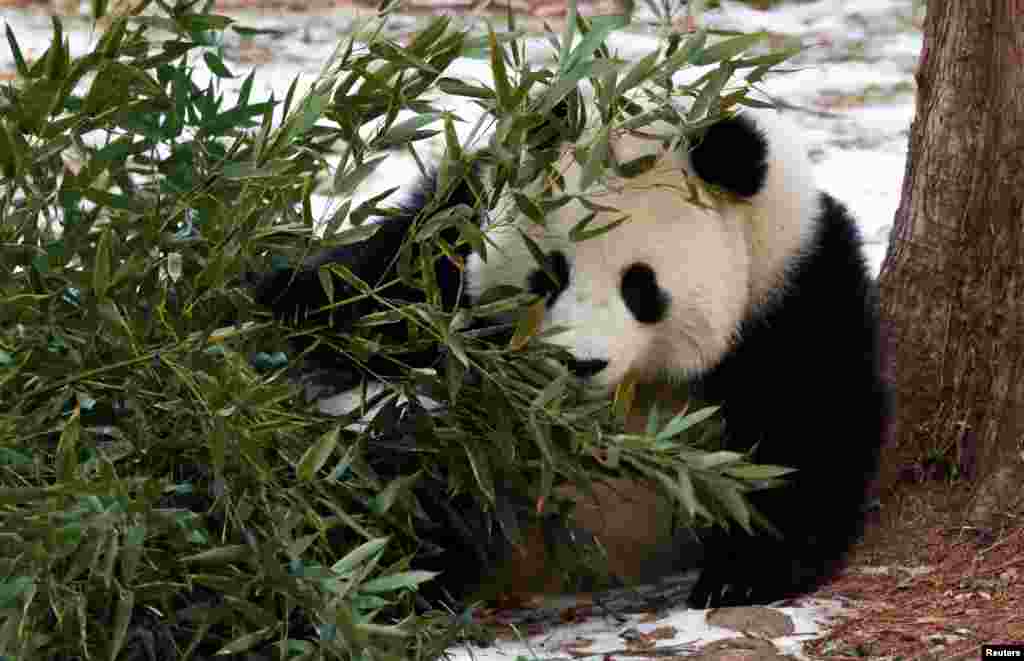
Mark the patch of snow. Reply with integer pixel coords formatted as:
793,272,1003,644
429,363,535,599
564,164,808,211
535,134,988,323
816,147,904,243
444,598,851,661
879,31,923,59
764,61,911,101
707,0,913,36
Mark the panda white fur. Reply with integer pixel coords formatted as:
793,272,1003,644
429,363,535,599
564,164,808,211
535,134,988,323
254,105,889,609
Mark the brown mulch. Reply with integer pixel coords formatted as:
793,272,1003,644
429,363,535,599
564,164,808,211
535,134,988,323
807,481,1024,660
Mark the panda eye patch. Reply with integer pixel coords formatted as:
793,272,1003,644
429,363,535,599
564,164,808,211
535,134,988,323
526,250,570,307
621,262,669,324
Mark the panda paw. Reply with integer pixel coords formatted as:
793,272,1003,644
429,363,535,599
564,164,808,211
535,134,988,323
687,551,832,609
686,570,768,608
686,547,801,609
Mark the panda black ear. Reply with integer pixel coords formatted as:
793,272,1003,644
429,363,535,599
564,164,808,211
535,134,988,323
688,114,769,198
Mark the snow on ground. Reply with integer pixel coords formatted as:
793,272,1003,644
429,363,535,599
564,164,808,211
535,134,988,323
443,597,854,661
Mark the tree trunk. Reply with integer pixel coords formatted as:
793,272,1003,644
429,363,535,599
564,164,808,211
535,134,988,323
877,0,1024,492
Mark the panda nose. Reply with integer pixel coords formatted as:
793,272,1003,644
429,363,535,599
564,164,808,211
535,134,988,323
566,358,609,379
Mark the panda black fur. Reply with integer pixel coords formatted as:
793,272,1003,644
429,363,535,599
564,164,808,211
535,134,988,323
254,107,889,609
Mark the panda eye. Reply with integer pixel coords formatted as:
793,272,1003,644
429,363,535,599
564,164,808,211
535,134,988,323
621,262,669,324
526,250,570,306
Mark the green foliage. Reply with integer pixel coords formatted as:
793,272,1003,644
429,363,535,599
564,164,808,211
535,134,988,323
0,0,797,658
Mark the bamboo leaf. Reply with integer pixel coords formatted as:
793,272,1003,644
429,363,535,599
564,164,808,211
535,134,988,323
688,61,733,121
181,545,251,565
360,570,438,593
216,628,274,656
349,187,400,226
579,125,610,191
612,373,637,420
562,13,628,75
655,405,721,442
615,49,660,97
723,464,797,481
203,51,235,78
332,538,390,574
437,78,495,99
674,466,709,519
108,589,134,661
5,24,29,77
56,412,80,483
509,299,546,351
690,32,766,66
532,372,568,410
517,228,561,293
92,229,112,298
373,113,443,149
371,472,420,515
327,223,381,247
514,192,545,226
690,450,745,470
464,442,496,505
569,212,629,243
297,424,341,482
489,27,513,108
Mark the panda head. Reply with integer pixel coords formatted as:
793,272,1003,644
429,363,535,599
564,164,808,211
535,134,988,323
466,110,819,392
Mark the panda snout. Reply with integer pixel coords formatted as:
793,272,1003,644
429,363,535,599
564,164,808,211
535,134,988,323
566,358,609,379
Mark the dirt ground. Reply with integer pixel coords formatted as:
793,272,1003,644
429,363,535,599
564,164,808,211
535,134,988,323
808,481,1024,660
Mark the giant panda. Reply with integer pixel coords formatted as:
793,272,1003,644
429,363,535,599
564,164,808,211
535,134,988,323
253,99,889,609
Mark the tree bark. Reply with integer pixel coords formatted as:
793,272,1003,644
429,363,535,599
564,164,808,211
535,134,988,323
878,0,1024,489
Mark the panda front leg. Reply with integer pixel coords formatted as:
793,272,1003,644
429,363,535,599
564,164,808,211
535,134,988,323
685,398,881,609
253,214,417,329
252,174,478,381
686,505,825,608
686,531,764,608
251,175,529,608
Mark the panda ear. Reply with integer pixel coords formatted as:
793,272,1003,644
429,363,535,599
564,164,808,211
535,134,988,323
687,113,769,198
